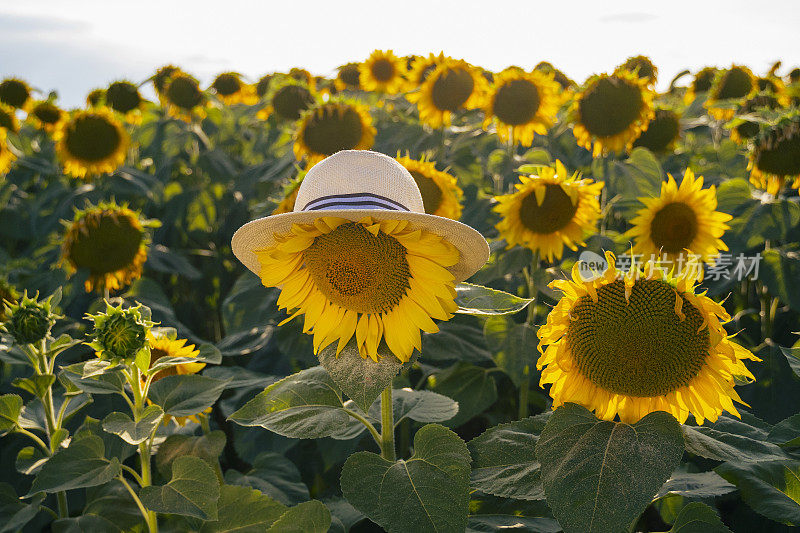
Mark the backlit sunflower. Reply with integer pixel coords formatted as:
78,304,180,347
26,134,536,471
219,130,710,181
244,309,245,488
28,101,67,133
359,50,407,94
571,71,655,156
617,55,658,85
255,216,460,363
405,53,446,90
0,78,32,111
289,68,316,91
632,108,681,153
293,100,375,166
748,114,800,194
163,73,206,122
396,155,463,219
0,129,16,175
538,251,760,424
407,58,488,128
210,72,257,105
152,65,181,99
483,69,560,147
685,67,718,104
706,65,756,120
260,79,316,121
625,169,732,264
55,108,129,179
494,161,603,262
86,89,105,108
105,81,147,123
334,63,361,92
256,74,274,98
60,202,157,293
0,103,20,133
729,94,779,145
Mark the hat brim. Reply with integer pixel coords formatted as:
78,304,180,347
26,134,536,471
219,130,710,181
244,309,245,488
231,209,490,282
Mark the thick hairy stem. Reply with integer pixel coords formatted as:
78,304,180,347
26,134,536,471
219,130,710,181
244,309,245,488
380,387,396,461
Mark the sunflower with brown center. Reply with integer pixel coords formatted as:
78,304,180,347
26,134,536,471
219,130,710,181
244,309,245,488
210,72,257,105
0,129,16,175
0,78,32,111
152,65,181,99
748,113,800,194
163,73,206,122
260,79,317,121
684,67,718,104
54,108,129,179
632,108,681,153
105,81,147,123
534,62,575,91
728,94,779,145
483,69,560,147
255,216,460,363
60,202,157,293
0,103,20,133
256,74,274,98
86,89,105,108
405,53,446,90
494,161,603,262
617,55,658,85
28,101,67,133
334,63,362,92
706,65,756,120
396,155,463,219
359,50,407,94
289,68,316,91
407,58,488,128
293,100,376,166
538,251,759,424
625,168,732,264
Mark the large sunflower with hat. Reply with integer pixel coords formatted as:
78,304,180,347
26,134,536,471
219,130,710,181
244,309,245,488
232,150,489,363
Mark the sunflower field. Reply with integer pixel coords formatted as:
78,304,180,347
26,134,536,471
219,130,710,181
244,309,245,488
1,51,799,533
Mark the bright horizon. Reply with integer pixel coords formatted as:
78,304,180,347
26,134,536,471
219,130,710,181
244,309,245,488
1,0,798,107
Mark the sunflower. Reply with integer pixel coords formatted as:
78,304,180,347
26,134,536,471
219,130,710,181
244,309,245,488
86,89,105,108
748,114,800,194
617,55,658,85
482,69,560,147
685,67,718,104
0,129,16,175
163,73,206,122
333,63,361,92
706,66,756,120
55,108,129,179
255,216,460,363
0,103,20,133
789,68,800,84
60,202,156,293
632,108,681,153
538,251,760,425
396,155,463,219
534,62,575,91
261,79,316,121
293,100,375,166
494,161,603,262
289,68,316,90
359,50,407,93
256,74,274,98
0,278,19,322
0,78,32,110
729,94,779,145
407,58,488,128
152,65,181,98
28,100,67,133
210,72,257,105
405,53,446,90
273,175,304,215
105,81,147,122
625,169,732,264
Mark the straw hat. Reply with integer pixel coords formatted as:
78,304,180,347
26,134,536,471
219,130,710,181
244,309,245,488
232,150,489,281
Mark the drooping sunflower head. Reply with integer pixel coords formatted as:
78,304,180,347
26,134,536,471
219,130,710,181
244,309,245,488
105,81,146,120
728,94,780,144
293,100,376,166
789,68,800,84
405,53,446,90
0,128,16,175
685,67,718,103
534,62,576,91
256,74,274,98
632,108,681,153
0,103,20,133
60,201,158,293
163,73,206,122
494,160,604,262
748,113,800,194
396,154,463,219
289,68,316,90
706,65,756,120
0,78,32,110
408,58,489,128
538,251,760,424
359,50,407,93
263,79,316,121
483,69,560,147
210,72,257,105
334,63,361,92
54,108,129,179
152,65,181,97
617,55,658,84
626,168,732,264
255,216,460,363
86,88,105,108
571,71,656,156
28,100,66,133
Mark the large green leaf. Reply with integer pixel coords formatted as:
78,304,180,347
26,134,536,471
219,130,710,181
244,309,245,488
468,414,549,500
27,435,121,495
421,315,492,363
426,363,497,427
483,316,537,387
780,345,800,378
267,500,331,533
52,515,122,533
768,413,800,447
454,282,533,315
367,388,458,427
102,405,164,445
60,360,127,395
0,394,22,435
682,416,788,463
140,456,220,520
716,460,800,526
655,471,736,499
155,431,226,478
199,484,288,533
225,452,310,505
536,403,684,533
228,366,364,440
12,375,56,398
318,338,408,413
148,374,229,417
340,424,471,532
0,483,44,533
668,502,732,533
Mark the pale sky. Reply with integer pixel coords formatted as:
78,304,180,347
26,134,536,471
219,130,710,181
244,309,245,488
1,0,798,107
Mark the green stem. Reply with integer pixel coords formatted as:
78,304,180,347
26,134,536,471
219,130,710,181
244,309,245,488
131,367,158,533
380,387,395,461
17,428,50,454
519,253,539,419
518,371,530,419
56,492,68,519
344,409,382,449
119,475,154,533
121,464,144,486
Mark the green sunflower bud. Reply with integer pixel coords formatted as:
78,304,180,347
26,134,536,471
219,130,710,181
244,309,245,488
2,291,57,345
86,301,154,362
0,278,20,322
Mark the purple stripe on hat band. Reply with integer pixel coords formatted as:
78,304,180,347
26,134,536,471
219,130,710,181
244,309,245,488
301,193,409,212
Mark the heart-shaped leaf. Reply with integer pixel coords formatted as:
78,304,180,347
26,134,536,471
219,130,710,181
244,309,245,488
148,374,229,417
199,484,288,532
27,435,121,496
715,459,800,526
682,416,788,463
536,403,684,533
155,431,226,478
267,500,331,533
367,388,458,427
102,406,164,444
340,424,470,532
225,452,310,505
668,502,732,532
140,456,220,520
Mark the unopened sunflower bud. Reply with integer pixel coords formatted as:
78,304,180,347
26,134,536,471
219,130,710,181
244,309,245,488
3,291,57,345
86,301,154,362
0,278,20,322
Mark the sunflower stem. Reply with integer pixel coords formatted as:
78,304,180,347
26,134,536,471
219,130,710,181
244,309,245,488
520,252,539,419
380,386,396,461
131,366,158,533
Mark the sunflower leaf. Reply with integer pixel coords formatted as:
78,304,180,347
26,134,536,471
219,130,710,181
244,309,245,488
0,394,23,435
366,388,458,427
715,459,800,526
536,403,684,533
26,435,121,496
426,362,497,427
267,500,331,533
139,456,220,520
148,374,229,417
0,482,45,533
198,484,288,533
483,316,538,387
454,282,533,315
102,405,164,445
155,431,226,479
466,515,562,533
667,502,732,533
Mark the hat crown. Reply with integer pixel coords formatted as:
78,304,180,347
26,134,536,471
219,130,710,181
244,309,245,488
293,150,425,214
